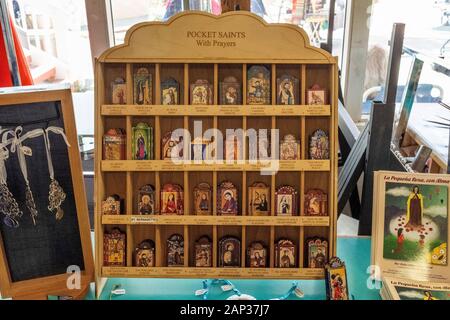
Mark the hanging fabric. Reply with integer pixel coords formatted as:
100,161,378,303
0,14,33,87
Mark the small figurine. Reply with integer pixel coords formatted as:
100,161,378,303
167,233,184,267
217,181,239,216
277,75,298,105
304,189,328,216
161,183,184,215
247,241,267,268
275,239,296,268
103,228,126,266
195,236,212,267
248,182,270,216
219,236,241,267
220,76,241,105
132,122,153,160
306,237,328,268
103,128,126,160
280,134,300,160
134,239,155,267
102,194,122,215
161,77,180,105
247,65,271,105
193,182,212,215
133,67,152,105
137,184,156,215
275,185,298,216
325,257,349,300
309,129,330,160
307,84,327,105
190,79,213,105
112,77,126,105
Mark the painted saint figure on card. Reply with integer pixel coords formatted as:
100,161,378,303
405,186,424,228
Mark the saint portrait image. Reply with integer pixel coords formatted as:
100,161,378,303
161,78,179,105
307,238,328,268
132,123,153,160
309,129,330,160
277,75,298,105
307,85,327,105
161,184,184,215
194,183,212,215
247,242,267,268
275,186,297,216
217,181,239,215
219,237,240,267
195,236,212,267
247,66,270,105
248,182,270,216
220,76,241,105
162,131,184,160
133,67,152,105
382,182,448,266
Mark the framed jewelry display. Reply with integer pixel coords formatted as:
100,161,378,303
95,11,338,296
0,86,94,300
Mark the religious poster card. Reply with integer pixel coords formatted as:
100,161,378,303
381,276,450,300
371,171,450,283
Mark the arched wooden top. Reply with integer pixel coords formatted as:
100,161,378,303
99,11,335,64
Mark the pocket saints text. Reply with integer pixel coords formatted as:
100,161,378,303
187,31,246,48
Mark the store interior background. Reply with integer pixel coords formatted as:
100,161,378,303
6,0,450,236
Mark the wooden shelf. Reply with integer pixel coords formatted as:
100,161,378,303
101,160,330,172
101,104,331,117
95,12,338,297
102,266,324,279
102,215,330,227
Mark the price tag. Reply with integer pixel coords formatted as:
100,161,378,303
294,287,304,298
195,289,208,296
111,288,126,295
221,284,233,292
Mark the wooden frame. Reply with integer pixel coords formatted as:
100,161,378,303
95,11,338,297
0,86,94,299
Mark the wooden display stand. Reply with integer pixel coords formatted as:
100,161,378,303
0,86,94,300
95,11,338,297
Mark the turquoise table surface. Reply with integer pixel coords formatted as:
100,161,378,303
87,236,381,300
